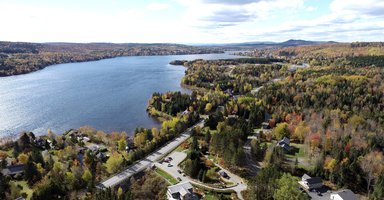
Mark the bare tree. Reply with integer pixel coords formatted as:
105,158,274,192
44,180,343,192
359,151,384,198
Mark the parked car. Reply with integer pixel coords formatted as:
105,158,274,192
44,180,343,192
177,177,182,181
177,169,182,174
167,163,173,167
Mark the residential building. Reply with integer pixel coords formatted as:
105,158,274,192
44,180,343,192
167,181,198,200
299,174,323,190
1,164,25,176
262,122,270,129
330,189,359,200
277,137,292,151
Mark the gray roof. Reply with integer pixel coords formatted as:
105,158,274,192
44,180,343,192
333,189,359,200
168,181,193,195
1,164,25,176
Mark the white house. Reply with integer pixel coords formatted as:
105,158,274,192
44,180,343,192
167,181,198,200
299,174,323,190
330,189,359,200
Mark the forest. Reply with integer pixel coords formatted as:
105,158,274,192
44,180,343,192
154,45,384,199
237,42,384,67
173,59,289,94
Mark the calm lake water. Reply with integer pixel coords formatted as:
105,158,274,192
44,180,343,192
0,53,243,138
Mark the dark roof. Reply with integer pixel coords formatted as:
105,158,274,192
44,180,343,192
306,177,322,184
1,164,25,176
334,189,359,200
280,137,290,145
280,144,292,151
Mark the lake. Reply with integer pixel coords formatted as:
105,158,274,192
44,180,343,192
0,53,243,138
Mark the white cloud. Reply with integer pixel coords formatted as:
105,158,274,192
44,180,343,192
331,0,384,17
147,3,170,11
306,6,317,12
0,0,382,43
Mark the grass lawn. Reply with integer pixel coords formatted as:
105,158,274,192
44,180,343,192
12,180,33,200
7,149,13,157
253,128,262,133
174,145,184,152
290,143,305,157
154,168,178,185
204,194,219,200
203,193,233,200
173,138,191,152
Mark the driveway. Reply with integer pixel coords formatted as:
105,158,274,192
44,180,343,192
155,151,247,200
304,187,332,200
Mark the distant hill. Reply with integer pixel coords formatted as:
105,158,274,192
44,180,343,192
208,39,337,49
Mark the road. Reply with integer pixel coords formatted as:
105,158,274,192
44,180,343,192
97,120,205,189
155,151,247,200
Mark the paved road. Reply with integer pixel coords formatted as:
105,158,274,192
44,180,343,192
98,120,205,189
156,151,247,200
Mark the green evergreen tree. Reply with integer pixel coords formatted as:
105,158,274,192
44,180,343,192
24,156,41,185
273,173,308,200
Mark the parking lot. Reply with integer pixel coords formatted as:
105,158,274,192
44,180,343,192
155,151,189,182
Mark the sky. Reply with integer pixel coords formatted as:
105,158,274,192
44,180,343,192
0,0,383,43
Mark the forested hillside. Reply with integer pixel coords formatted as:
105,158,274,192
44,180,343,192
237,42,384,67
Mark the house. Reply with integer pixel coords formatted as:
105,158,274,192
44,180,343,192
76,135,90,143
46,139,55,149
227,115,239,119
167,181,198,200
86,144,100,152
1,164,25,176
299,174,323,190
277,137,292,151
182,109,190,115
330,189,359,200
262,122,270,129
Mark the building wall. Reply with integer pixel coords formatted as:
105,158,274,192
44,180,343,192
309,182,323,189
330,194,343,200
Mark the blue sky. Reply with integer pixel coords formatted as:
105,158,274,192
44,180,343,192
0,0,383,43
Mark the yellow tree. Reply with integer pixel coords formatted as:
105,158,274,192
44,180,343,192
152,127,160,140
105,152,124,174
205,103,213,113
17,153,28,164
294,122,309,143
118,138,127,151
